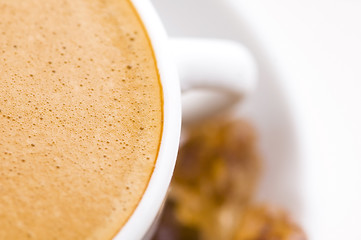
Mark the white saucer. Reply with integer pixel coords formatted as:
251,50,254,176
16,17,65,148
151,0,361,239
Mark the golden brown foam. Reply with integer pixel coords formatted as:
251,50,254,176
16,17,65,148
0,0,162,239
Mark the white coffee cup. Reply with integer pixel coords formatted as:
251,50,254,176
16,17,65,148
114,0,257,239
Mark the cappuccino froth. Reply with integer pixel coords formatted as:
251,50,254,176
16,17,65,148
0,0,162,239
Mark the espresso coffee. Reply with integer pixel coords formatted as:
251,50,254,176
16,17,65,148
0,0,162,239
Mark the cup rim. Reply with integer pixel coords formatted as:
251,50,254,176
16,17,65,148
113,0,181,239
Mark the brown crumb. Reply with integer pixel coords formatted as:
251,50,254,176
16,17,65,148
152,117,306,240
235,205,307,240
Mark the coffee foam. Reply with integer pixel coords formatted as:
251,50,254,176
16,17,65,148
0,0,162,239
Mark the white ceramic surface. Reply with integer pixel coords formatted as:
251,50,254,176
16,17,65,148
171,38,257,123
151,0,361,239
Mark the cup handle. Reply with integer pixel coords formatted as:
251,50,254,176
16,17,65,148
170,38,257,123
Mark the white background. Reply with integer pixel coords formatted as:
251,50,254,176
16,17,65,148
232,1,361,239
152,0,361,239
